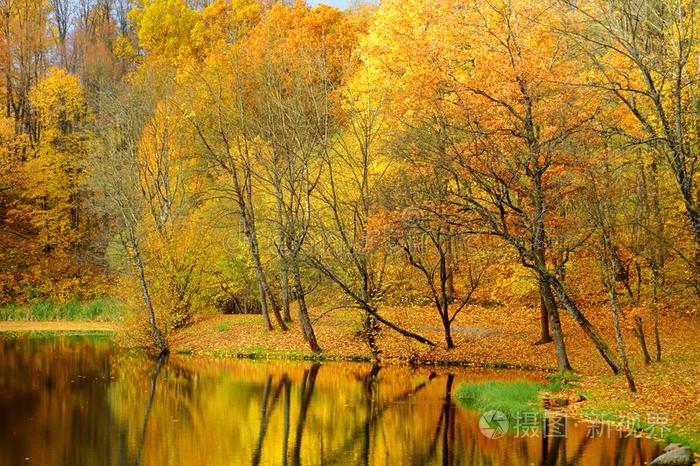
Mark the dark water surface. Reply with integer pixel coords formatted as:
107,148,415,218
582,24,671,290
0,334,661,465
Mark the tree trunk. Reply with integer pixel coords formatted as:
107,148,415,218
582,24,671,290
364,303,436,347
132,237,168,355
243,216,287,331
252,252,272,331
652,270,662,362
609,288,637,392
232,163,287,331
649,161,664,362
363,312,380,357
266,286,287,329
445,235,455,302
687,209,700,282
539,279,571,372
548,276,620,374
255,278,274,331
242,215,273,330
360,269,381,357
439,247,455,350
281,265,291,322
531,181,554,347
672,158,700,292
534,292,553,345
311,258,435,348
632,315,651,365
290,262,320,352
441,312,455,350
274,180,292,323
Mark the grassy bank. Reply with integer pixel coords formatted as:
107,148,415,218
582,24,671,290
0,322,118,332
454,376,700,455
170,309,700,455
0,298,124,322
1,300,697,455
455,380,545,417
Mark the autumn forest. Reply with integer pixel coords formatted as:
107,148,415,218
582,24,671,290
2,0,700,446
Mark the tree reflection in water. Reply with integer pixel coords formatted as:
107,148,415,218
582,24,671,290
135,354,167,466
0,335,663,466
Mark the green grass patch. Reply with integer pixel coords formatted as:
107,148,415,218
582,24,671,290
455,380,544,418
214,321,232,332
0,330,114,339
0,298,125,322
546,370,582,391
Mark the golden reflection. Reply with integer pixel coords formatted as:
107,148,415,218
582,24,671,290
0,335,662,465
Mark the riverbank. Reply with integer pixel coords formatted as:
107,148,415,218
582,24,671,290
0,320,118,332
2,302,699,458
0,298,123,322
169,305,700,456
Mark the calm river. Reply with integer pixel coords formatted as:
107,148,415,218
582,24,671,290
0,334,662,465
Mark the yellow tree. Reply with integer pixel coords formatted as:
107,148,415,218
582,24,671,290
128,0,200,62
243,2,362,350
125,0,260,333
71,0,128,87
0,115,24,300
24,67,88,282
177,1,290,333
0,0,50,139
568,0,700,293
0,0,50,300
89,74,170,354
137,98,210,330
363,0,623,373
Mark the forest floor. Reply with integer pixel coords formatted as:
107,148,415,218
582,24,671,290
171,303,700,452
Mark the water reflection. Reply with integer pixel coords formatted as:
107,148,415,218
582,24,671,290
135,354,166,466
0,334,662,465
